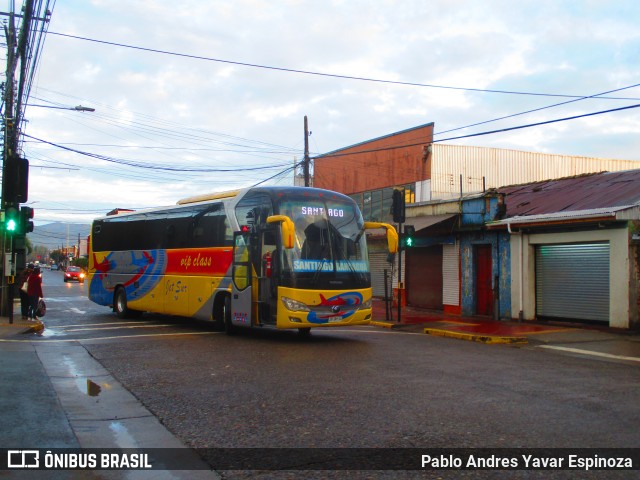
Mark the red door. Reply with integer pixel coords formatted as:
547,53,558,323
406,246,443,310
475,245,493,316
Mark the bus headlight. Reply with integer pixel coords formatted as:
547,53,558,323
362,298,372,309
281,296,310,312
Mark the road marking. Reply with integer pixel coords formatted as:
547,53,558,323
0,331,221,343
539,345,640,363
0,325,411,344
66,307,87,314
59,321,156,328
317,328,425,336
61,324,177,332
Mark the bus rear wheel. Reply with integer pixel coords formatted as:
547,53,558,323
114,287,141,319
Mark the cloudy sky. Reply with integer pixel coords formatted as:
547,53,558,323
10,0,640,225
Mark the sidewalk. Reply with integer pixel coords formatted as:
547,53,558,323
0,316,220,478
370,299,640,361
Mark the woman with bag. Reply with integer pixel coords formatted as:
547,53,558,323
17,264,33,320
27,266,44,321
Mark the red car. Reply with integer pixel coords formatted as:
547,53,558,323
64,266,86,283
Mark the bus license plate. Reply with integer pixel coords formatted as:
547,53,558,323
328,316,343,323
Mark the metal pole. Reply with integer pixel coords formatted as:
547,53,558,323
1,9,16,318
383,269,390,322
303,116,310,187
397,223,402,323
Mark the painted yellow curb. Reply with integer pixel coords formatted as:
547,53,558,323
424,327,528,345
0,320,45,335
370,321,396,329
28,321,45,334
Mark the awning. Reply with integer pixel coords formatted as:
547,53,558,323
485,206,633,230
406,214,457,232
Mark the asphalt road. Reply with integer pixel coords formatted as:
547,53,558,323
31,269,640,479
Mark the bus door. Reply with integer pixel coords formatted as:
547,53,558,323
231,228,278,328
231,231,255,328
258,227,278,325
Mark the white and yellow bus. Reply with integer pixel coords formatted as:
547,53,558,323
88,186,397,334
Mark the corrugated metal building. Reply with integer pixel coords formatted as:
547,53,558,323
425,144,640,201
313,125,640,328
487,170,640,329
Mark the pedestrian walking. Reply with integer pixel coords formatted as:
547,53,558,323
27,266,44,321
17,264,33,320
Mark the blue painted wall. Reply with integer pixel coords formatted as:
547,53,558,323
459,195,512,320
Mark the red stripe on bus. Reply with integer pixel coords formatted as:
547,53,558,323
165,248,233,275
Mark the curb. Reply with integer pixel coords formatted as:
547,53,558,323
423,327,528,345
25,321,45,335
0,319,45,337
370,321,397,329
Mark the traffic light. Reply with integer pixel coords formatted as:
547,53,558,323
3,207,19,234
1,154,29,204
391,188,405,223
403,225,416,248
20,206,34,233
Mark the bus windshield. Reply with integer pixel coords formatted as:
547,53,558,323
275,195,370,289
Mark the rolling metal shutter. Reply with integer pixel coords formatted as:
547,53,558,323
370,252,393,297
535,243,610,322
442,241,460,307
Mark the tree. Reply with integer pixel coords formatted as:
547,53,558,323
50,249,65,264
73,257,88,269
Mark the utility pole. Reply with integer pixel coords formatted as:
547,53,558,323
1,6,17,318
303,116,310,187
0,0,37,319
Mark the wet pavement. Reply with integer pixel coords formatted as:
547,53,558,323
0,316,220,479
370,299,640,362
1,300,639,477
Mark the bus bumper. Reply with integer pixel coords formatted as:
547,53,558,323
276,287,373,329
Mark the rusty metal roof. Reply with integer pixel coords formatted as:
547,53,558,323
498,169,640,217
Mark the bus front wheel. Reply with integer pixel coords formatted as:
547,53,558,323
224,296,234,335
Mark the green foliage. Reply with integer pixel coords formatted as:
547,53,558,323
73,257,88,269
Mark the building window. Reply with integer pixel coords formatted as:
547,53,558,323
351,184,415,223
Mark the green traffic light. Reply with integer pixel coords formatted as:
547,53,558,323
406,237,413,247
4,207,20,233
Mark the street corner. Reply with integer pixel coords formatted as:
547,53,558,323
370,320,398,329
0,318,45,338
423,327,529,345
25,319,45,335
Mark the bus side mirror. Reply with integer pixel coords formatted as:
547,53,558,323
364,222,399,254
266,215,295,249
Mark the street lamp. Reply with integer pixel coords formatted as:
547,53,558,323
26,104,96,112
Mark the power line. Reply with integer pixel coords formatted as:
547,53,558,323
47,31,640,101
434,82,640,137
313,103,640,160
24,140,299,154
23,133,293,172
435,103,640,143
